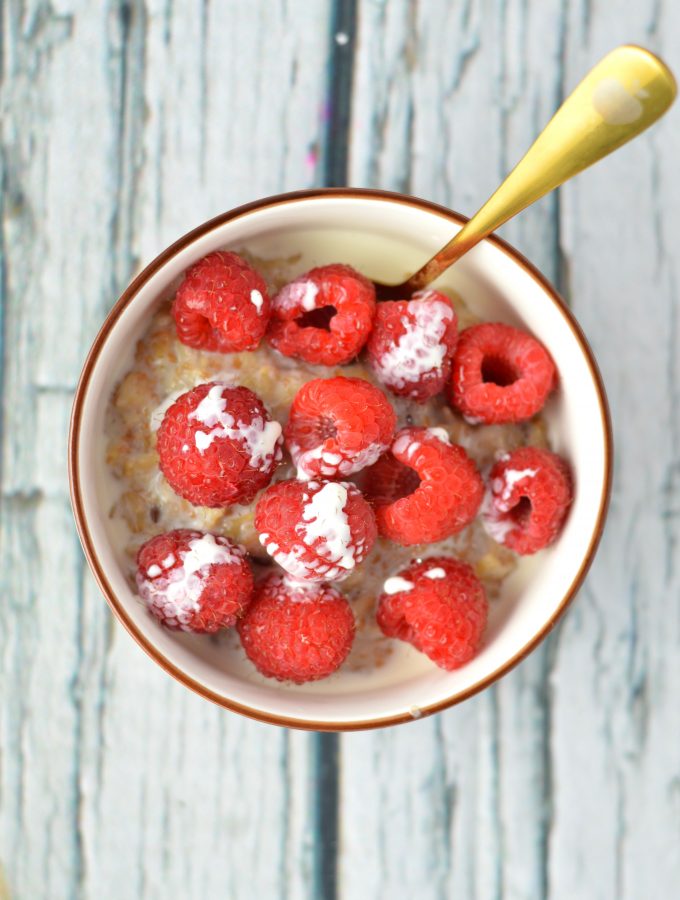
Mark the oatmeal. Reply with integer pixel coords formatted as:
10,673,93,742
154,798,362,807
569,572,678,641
106,253,552,678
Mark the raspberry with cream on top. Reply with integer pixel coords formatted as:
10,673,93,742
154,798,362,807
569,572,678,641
267,263,376,365
157,382,283,508
254,478,377,582
284,376,396,480
172,251,271,352
136,529,254,632
377,556,488,670
367,290,458,402
482,446,572,554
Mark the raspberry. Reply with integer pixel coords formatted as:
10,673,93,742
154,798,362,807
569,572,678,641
377,557,488,670
362,427,483,545
285,376,396,479
481,446,572,554
254,478,377,582
172,251,271,352
450,323,556,424
366,290,458,402
157,382,283,508
237,573,355,683
136,529,254,633
267,263,376,365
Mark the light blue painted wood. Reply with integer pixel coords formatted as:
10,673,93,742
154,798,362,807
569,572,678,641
548,3,680,897
342,3,564,896
340,2,680,899
2,0,679,898
0,2,333,898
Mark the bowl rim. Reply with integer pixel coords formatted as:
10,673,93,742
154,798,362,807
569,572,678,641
68,187,613,732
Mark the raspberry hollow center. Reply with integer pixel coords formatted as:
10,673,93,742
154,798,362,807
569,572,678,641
509,495,532,526
481,355,519,387
388,462,421,502
295,305,337,330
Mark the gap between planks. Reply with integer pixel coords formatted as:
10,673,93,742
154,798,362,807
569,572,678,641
310,3,359,900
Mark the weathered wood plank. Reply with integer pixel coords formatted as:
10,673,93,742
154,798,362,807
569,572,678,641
338,1,679,898
3,1,679,897
549,3,680,897
0,1,332,898
342,0,566,894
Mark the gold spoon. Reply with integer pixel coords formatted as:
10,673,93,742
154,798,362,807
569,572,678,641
375,44,676,300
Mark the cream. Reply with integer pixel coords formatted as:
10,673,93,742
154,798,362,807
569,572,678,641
383,576,414,595
190,383,282,469
372,298,453,390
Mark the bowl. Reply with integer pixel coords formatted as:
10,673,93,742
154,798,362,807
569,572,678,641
69,189,612,730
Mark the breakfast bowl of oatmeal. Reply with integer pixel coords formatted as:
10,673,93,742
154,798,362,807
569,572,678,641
69,189,612,730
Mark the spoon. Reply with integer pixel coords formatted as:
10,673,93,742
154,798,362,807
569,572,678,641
374,44,676,300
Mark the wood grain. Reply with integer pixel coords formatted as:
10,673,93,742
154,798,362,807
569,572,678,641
549,3,680,897
0,2,332,898
341,3,564,898
339,1,680,898
2,0,679,898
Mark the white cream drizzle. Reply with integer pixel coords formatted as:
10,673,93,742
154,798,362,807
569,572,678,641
496,467,538,505
427,426,451,445
294,439,385,479
258,482,364,582
298,483,354,570
273,277,319,313
139,534,241,630
189,383,282,469
480,465,537,545
383,576,414,595
372,297,454,389
250,289,264,313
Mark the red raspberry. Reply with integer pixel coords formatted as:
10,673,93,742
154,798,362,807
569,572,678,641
267,263,375,365
450,323,556,424
157,382,283,508
237,573,355,683
136,529,254,633
482,446,572,554
362,427,483,545
254,478,377,582
285,376,396,479
377,556,488,670
172,251,271,352
366,290,458,402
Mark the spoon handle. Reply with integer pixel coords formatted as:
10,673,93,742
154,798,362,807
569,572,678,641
403,45,676,293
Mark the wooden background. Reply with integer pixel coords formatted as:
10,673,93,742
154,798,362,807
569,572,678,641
1,1,678,897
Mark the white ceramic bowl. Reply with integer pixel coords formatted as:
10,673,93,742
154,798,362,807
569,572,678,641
69,189,612,730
